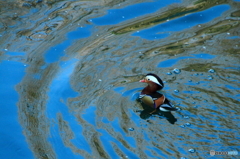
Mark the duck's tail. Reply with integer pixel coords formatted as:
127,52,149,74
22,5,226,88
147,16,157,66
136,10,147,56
160,104,178,111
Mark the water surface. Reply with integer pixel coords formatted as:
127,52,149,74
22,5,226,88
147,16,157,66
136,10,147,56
0,0,239,159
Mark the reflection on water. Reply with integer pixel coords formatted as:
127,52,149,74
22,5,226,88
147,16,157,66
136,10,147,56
0,0,240,158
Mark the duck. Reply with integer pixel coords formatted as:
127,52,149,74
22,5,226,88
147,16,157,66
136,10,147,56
139,73,178,113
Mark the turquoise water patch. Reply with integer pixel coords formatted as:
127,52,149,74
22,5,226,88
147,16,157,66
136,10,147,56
0,61,34,159
133,4,230,40
92,0,181,25
158,53,216,67
44,25,92,63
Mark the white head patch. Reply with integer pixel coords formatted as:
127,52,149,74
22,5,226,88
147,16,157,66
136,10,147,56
145,75,162,86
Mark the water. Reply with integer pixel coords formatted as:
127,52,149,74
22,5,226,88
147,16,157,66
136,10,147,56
0,0,240,159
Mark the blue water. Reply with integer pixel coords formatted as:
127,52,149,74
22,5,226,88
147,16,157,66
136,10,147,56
46,59,92,158
44,25,92,63
158,53,216,67
0,61,34,159
1,0,239,158
92,0,181,25
133,4,230,40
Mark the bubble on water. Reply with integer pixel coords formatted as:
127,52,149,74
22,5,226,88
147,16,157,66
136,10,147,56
185,123,191,126
98,79,102,82
180,125,185,128
198,25,201,27
227,32,230,35
173,68,181,74
188,148,196,153
208,76,213,80
122,16,125,18
4,48,8,51
174,90,179,93
208,69,215,73
203,46,206,49
128,127,134,131
167,72,172,75
183,115,189,119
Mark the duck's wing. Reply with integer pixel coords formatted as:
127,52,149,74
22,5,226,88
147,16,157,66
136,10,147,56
159,98,178,111
139,95,155,108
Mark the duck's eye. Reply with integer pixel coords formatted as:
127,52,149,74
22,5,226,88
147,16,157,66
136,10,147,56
147,78,150,81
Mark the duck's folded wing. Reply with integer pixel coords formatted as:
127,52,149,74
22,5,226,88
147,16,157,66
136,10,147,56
140,95,155,108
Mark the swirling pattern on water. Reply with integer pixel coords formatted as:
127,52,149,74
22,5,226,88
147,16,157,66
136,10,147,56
0,0,240,159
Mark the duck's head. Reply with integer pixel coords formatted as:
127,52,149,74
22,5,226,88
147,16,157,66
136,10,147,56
139,73,164,90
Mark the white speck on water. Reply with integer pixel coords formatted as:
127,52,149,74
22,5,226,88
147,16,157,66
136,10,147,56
24,64,27,66
128,127,134,131
166,19,169,21
208,69,215,73
183,115,189,119
174,90,179,93
227,32,230,35
198,25,201,27
65,11,68,13
4,49,8,51
208,76,213,80
173,68,181,74
122,16,125,18
137,31,139,33
167,72,172,75
98,79,102,82
185,123,191,126
203,46,206,49
89,19,92,22
188,148,196,153
96,34,99,36
180,125,185,128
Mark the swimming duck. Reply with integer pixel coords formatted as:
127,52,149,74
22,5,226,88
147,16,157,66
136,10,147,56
139,73,178,113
